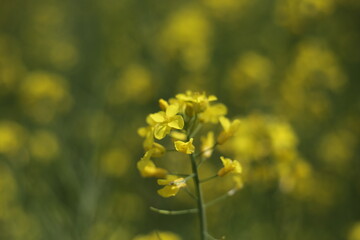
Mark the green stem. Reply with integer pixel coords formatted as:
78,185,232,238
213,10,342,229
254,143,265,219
190,153,207,240
150,206,198,215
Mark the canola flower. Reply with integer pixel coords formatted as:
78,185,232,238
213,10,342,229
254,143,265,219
217,156,242,177
137,91,242,240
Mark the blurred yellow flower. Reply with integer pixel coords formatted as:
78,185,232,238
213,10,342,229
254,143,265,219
217,116,241,144
169,131,187,141
232,174,244,189
137,151,167,178
228,52,273,91
348,222,360,240
150,104,184,140
0,121,25,155
106,64,153,104
199,103,227,123
281,40,346,121
201,131,215,158
157,175,186,198
267,121,298,152
100,148,130,177
275,0,335,31
174,138,195,154
19,71,72,123
133,231,181,240
160,7,211,71
318,129,356,167
29,130,59,162
217,156,242,177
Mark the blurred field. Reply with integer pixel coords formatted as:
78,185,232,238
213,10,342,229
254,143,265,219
0,0,360,239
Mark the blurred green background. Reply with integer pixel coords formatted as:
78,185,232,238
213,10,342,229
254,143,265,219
0,0,360,239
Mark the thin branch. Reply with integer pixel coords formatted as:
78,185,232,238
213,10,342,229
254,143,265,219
189,123,202,139
184,186,198,200
150,206,198,215
205,188,239,208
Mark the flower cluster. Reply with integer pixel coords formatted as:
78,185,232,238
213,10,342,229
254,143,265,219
137,91,242,198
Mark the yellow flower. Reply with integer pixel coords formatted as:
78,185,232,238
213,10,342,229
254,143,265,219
176,90,217,114
201,132,214,158
157,175,186,198
176,90,217,104
217,156,242,177
138,126,166,157
199,103,227,123
150,104,184,140
217,116,241,144
137,150,167,178
174,138,195,154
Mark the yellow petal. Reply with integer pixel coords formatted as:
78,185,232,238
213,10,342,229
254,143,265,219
166,104,179,117
219,116,231,130
159,98,169,110
170,131,187,141
157,175,179,185
168,115,184,129
154,124,169,139
208,95,218,101
174,138,195,154
137,127,148,137
201,132,214,158
150,142,166,157
137,158,167,178
157,175,186,197
150,112,166,123
157,185,180,198
217,156,242,177
146,115,156,125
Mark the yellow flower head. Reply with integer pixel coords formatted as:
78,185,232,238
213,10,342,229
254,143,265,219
137,150,168,178
149,104,185,140
217,116,241,144
217,156,242,177
157,175,186,198
201,132,214,158
199,103,227,123
176,90,217,114
174,138,195,154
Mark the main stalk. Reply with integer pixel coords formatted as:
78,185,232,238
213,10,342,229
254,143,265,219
190,153,207,240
